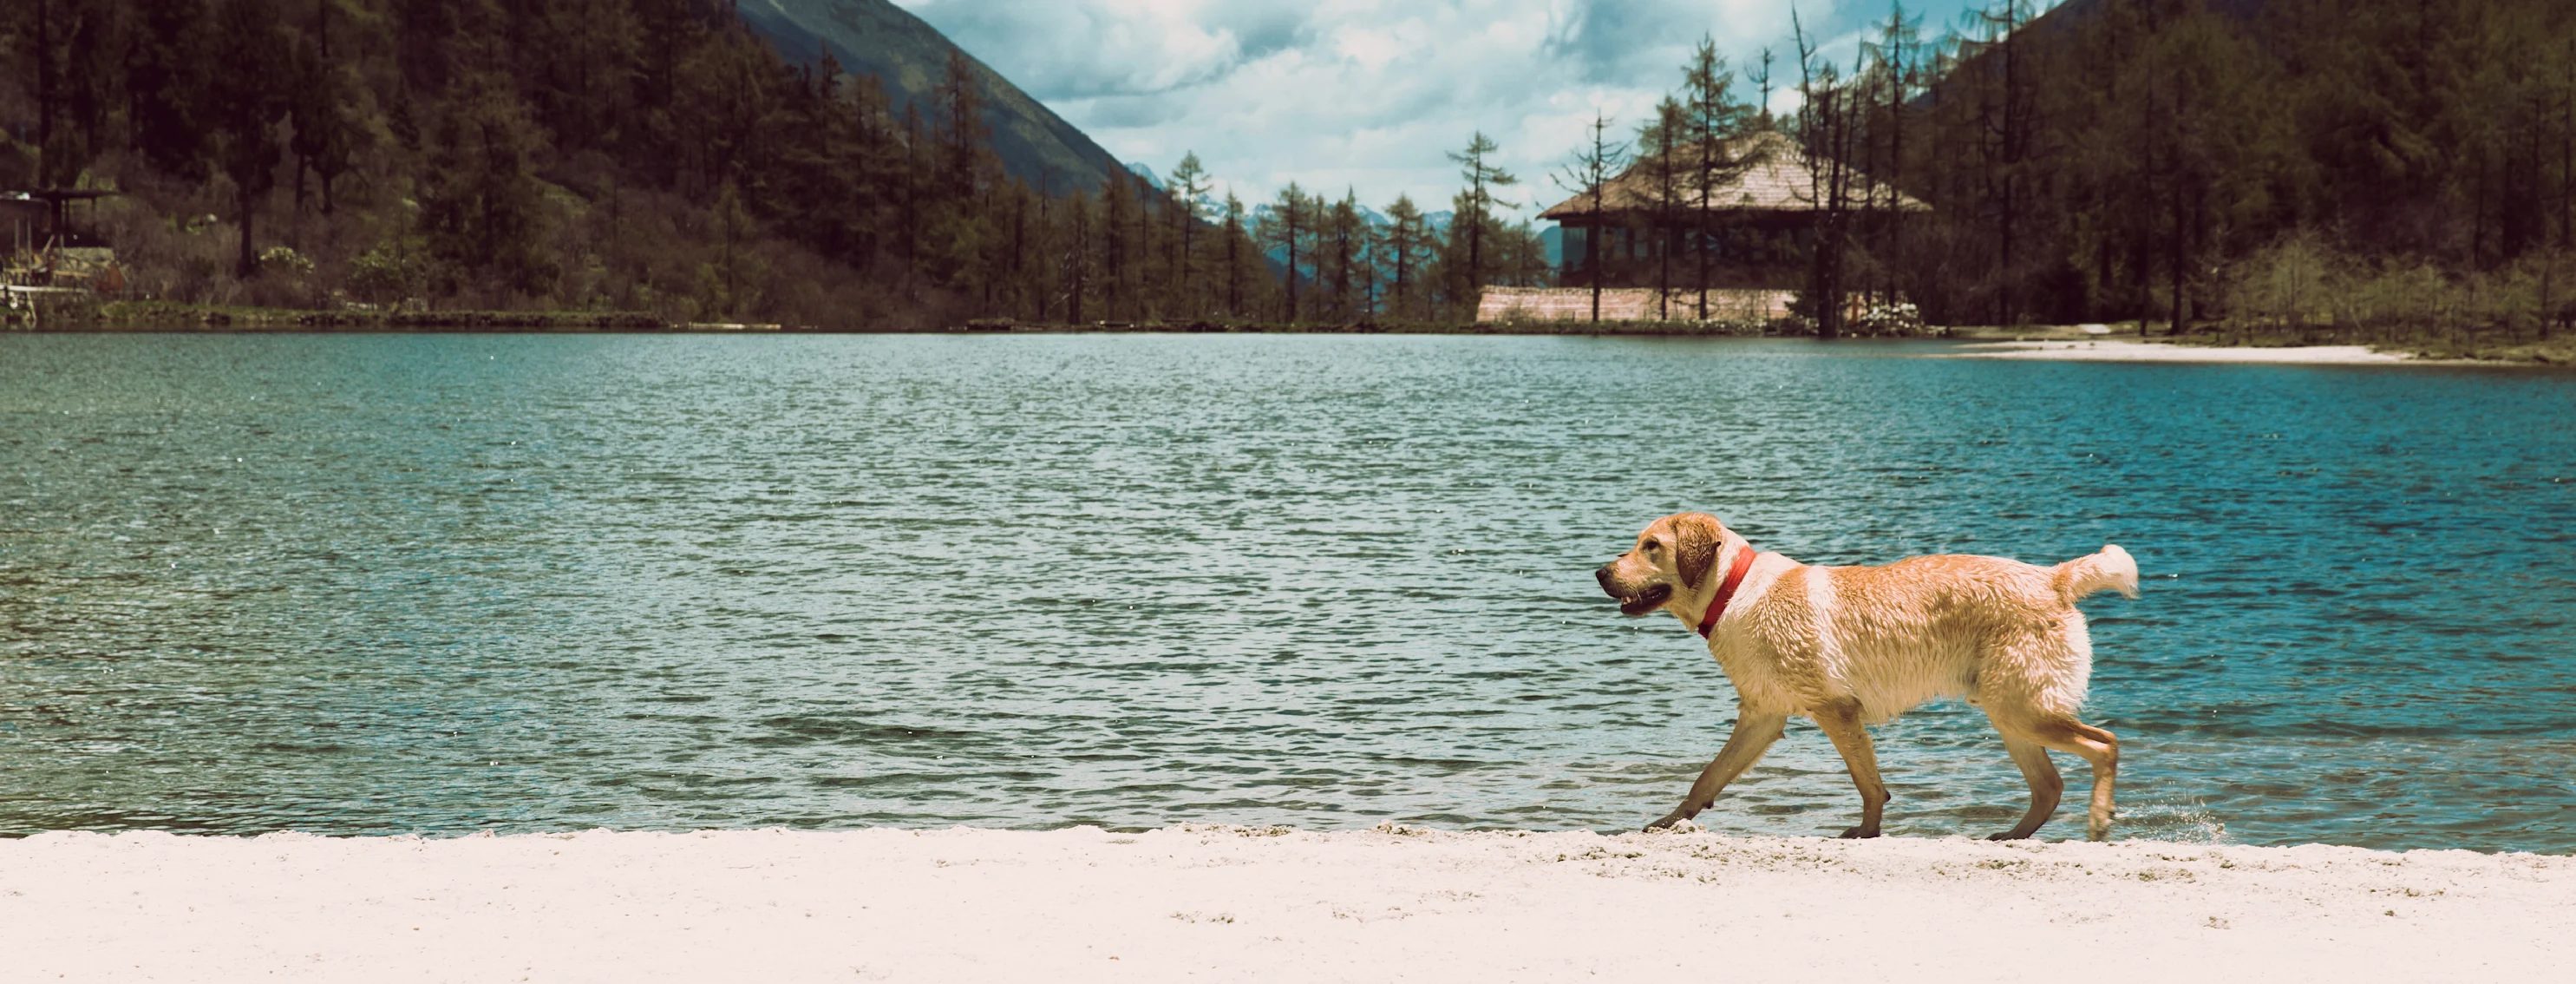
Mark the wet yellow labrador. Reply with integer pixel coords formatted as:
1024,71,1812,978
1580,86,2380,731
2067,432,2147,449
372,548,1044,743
1596,513,2137,840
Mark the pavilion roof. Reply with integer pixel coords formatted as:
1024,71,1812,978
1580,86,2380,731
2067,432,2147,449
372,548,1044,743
1538,131,1928,220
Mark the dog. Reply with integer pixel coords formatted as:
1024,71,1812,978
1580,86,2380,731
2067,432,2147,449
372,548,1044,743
1595,513,2137,841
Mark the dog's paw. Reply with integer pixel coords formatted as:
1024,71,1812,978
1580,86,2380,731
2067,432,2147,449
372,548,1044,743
1643,813,1699,833
1837,826,1882,840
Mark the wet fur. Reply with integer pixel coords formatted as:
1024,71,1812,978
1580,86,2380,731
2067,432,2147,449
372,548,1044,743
1598,513,2137,841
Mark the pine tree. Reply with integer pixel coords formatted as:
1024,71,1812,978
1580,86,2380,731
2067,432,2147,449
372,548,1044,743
289,0,356,217
1638,96,1690,319
1382,194,1428,321
1553,110,1627,323
938,49,987,200
206,0,291,278
1445,131,1519,305
1683,35,1756,319
1325,190,1360,320
1102,171,1133,319
1063,189,1094,324
126,2,213,154
1259,182,1310,322
1169,153,1211,318
696,180,764,318
418,77,552,298
1222,191,1248,318
1790,8,1863,337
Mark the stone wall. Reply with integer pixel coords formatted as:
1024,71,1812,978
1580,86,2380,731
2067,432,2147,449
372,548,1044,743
1475,286,1793,324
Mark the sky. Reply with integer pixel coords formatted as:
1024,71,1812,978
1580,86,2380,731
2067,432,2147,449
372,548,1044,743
892,0,2046,216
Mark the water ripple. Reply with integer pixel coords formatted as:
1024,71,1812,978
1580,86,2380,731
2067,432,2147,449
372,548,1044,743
1,334,2572,850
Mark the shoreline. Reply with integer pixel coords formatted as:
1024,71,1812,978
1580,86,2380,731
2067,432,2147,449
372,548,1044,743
8,314,2565,365
2,825,2566,981
1936,338,2490,365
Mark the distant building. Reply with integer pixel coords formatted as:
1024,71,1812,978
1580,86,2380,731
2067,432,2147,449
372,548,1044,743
3,187,114,252
3,187,121,292
1506,131,1926,322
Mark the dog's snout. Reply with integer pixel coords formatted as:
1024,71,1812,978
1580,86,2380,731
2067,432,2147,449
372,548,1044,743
1595,566,1615,590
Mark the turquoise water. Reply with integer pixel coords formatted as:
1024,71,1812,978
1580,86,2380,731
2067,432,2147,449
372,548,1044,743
2,334,2571,850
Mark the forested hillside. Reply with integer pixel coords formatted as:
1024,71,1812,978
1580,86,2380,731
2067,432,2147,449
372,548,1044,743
1843,0,2575,343
0,0,1288,327
11,0,2563,343
735,0,1127,196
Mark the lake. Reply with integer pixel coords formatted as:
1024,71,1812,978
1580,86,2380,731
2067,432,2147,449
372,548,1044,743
2,333,2571,850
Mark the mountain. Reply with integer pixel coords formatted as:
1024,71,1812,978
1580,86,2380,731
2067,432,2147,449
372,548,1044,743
1246,205,1453,236
1910,0,2266,110
736,0,1130,194
2040,0,2266,29
1243,206,1494,273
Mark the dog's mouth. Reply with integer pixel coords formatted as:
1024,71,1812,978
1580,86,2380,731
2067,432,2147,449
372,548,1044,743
1613,583,1672,616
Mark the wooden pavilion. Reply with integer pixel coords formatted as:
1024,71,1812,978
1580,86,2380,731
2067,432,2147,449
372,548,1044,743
3,187,116,251
3,187,121,292
1531,131,1926,313
3,187,124,296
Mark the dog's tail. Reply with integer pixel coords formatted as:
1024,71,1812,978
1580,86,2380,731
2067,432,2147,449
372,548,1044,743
2052,545,2139,604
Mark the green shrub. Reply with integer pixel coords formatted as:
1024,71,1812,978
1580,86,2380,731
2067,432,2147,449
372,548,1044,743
347,238,430,305
257,246,315,279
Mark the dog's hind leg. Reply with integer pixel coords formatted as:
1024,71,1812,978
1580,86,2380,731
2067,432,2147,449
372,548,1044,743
1644,709,1788,831
1813,698,1890,839
2017,715,2119,841
1987,727,2063,841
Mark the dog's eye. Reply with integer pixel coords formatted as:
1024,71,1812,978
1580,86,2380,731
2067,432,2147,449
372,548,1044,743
1643,542,1661,554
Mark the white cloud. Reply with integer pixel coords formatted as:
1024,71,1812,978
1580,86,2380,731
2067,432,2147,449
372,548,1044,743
896,0,1996,213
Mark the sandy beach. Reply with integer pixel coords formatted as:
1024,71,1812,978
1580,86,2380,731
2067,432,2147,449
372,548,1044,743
1940,339,2455,364
1,825,2563,982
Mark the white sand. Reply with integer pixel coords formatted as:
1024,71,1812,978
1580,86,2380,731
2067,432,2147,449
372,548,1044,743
2,826,2566,982
1944,339,2434,364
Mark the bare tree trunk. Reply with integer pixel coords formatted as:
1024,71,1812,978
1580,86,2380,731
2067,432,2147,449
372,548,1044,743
36,0,54,187
238,184,260,279
1588,222,1600,322
1285,203,1300,322
2168,158,2187,337
1657,180,1673,321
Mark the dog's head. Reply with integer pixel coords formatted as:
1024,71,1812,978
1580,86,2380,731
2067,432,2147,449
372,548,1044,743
1595,512,1731,616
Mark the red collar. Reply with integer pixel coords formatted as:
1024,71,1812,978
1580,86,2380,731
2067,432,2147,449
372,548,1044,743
1694,545,1758,638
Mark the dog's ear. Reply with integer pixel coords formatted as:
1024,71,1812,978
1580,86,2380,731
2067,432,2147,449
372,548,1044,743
1673,513,1724,590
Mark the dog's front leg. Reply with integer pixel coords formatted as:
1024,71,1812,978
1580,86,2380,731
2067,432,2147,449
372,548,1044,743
1813,699,1890,839
1645,710,1788,831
